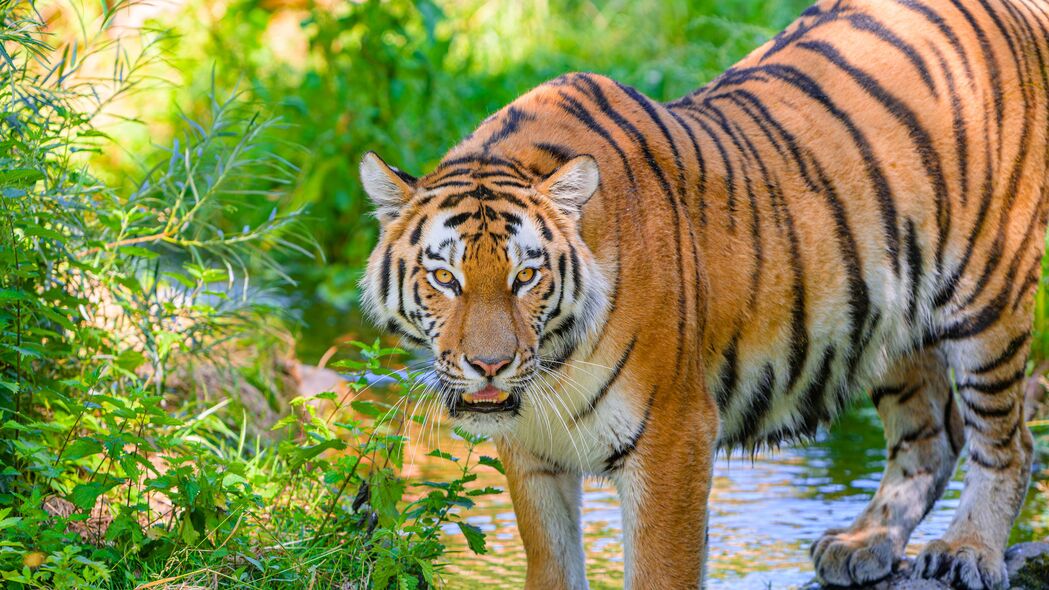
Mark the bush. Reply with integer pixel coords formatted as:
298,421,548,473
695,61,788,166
0,4,496,588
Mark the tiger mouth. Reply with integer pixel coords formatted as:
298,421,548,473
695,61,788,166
451,385,520,415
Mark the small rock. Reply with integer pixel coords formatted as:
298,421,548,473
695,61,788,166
1006,541,1049,579
800,572,949,590
803,541,1049,589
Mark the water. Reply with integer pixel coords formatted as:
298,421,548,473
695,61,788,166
430,407,1047,590
297,309,1049,589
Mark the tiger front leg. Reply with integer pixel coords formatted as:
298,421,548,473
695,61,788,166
610,382,719,590
496,437,589,590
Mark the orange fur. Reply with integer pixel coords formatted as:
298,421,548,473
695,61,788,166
361,1,1049,587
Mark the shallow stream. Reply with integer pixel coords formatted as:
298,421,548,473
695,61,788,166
298,305,1048,589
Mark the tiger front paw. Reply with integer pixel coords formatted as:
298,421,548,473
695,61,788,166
810,527,897,587
912,538,1008,590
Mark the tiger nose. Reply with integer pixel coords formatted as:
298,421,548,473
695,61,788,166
466,355,512,377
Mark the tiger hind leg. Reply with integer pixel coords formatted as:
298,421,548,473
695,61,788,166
811,349,964,586
911,322,1035,590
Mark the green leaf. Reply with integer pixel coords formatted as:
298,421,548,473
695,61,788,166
163,272,196,289
425,449,458,462
478,455,505,474
290,439,346,470
22,225,66,241
270,414,299,431
0,168,43,187
457,521,487,554
453,426,488,445
69,480,120,511
119,246,158,259
63,437,103,461
397,572,419,590
370,471,405,528
350,400,384,418
0,289,29,302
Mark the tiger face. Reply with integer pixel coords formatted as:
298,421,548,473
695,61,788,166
359,152,609,435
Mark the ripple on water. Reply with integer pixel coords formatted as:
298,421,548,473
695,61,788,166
429,404,1047,589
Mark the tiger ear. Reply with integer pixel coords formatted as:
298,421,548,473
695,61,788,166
360,151,416,223
537,155,600,218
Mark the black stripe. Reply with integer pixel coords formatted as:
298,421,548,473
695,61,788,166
428,179,474,191
396,258,408,321
569,245,582,299
481,106,535,152
678,109,738,227
938,290,1008,340
905,219,924,323
810,155,872,367
969,448,1013,471
871,384,906,409
693,106,763,312
385,320,427,347
667,109,709,224
889,423,943,460
987,420,1021,448
605,385,656,471
714,334,740,409
797,40,949,271
949,0,1004,156
444,211,472,228
534,142,575,164
379,247,392,303
739,63,900,274
963,396,1015,418
555,91,638,187
956,368,1025,395
798,346,836,436
725,363,776,448
972,332,1030,374
895,0,976,83
928,44,970,204
845,12,938,96
409,215,428,246
571,337,637,422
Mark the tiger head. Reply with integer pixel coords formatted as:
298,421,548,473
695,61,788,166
359,151,610,435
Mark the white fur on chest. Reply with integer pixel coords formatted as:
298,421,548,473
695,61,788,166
511,356,646,473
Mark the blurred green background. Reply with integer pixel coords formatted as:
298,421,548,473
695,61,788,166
93,0,813,311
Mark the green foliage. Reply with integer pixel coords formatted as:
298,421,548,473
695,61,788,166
4,0,1048,588
147,0,813,308
0,4,498,588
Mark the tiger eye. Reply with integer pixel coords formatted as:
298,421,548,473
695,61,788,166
516,268,535,284
433,269,455,286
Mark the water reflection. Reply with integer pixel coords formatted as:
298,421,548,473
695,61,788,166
294,312,1046,589
428,404,1047,590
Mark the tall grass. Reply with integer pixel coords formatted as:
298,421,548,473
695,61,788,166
0,4,497,588
4,1,1049,589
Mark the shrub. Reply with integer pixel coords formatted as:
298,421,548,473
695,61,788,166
0,3,496,588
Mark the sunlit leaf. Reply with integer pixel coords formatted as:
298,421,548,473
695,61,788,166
457,521,487,555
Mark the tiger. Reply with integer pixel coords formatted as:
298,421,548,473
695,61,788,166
358,0,1049,588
